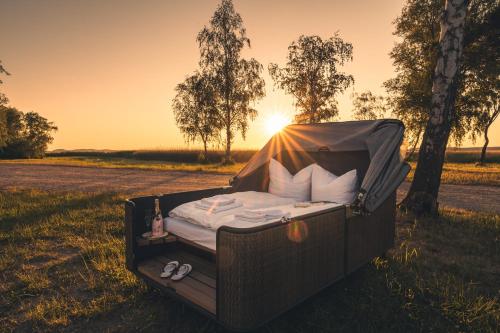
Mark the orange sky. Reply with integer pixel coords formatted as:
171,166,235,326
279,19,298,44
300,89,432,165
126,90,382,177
1,0,498,150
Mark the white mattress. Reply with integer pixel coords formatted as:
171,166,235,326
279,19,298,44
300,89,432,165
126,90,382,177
168,191,297,230
165,217,217,251
164,202,342,251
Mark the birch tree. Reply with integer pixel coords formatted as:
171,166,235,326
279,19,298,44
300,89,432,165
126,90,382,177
468,80,499,164
197,0,265,163
172,73,219,161
269,35,354,123
402,0,468,216
351,91,387,120
464,1,499,164
384,0,497,154
477,104,499,164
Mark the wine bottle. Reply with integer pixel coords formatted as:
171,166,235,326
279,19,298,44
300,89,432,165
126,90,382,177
151,198,164,237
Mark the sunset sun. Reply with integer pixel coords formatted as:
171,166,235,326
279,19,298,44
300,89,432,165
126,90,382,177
264,113,291,135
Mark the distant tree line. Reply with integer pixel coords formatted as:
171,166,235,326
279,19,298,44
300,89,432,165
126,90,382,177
0,61,57,159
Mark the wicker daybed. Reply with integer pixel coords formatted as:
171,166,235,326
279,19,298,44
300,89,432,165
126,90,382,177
125,119,410,331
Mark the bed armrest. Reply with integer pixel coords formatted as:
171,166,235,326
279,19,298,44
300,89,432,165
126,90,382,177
216,206,345,331
125,186,232,270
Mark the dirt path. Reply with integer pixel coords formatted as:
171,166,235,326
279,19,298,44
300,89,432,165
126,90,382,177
0,164,229,196
1,164,498,214
397,182,499,214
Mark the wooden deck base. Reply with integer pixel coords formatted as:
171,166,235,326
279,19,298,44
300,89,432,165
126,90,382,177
137,247,216,314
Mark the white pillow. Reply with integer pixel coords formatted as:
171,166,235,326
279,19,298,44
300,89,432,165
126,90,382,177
268,159,315,201
311,165,358,204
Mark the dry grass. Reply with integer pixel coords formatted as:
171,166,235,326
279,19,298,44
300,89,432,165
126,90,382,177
0,156,244,174
1,190,499,332
406,148,500,163
407,162,500,186
47,148,258,164
2,157,499,187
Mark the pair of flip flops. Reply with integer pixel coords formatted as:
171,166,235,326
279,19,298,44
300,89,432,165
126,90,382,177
160,261,192,281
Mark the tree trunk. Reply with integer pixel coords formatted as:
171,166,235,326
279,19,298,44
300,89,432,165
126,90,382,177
225,122,232,163
479,123,490,164
203,139,208,163
406,127,422,161
311,105,317,124
401,0,468,216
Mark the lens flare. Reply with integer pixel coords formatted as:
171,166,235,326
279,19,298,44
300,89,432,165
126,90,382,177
265,113,291,135
287,220,309,243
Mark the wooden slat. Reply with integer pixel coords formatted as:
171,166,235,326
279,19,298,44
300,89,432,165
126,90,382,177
138,257,215,300
136,235,177,247
157,254,216,289
137,257,216,314
159,250,216,277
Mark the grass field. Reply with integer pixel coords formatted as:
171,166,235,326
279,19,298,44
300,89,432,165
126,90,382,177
44,147,500,164
47,149,258,164
407,162,500,186
2,156,500,187
0,156,245,175
1,190,499,332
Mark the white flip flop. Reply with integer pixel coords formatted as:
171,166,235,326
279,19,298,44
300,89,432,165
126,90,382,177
160,261,179,278
171,264,192,281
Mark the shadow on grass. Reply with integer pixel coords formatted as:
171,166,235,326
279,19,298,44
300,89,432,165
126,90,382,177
0,190,120,233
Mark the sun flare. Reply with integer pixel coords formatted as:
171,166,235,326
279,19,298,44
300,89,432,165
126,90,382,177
264,113,291,135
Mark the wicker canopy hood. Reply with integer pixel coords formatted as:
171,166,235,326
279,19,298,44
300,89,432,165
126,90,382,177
232,119,410,213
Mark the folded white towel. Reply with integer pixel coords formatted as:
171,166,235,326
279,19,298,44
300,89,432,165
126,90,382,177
194,201,242,213
235,210,264,220
235,210,265,218
200,196,236,206
250,209,288,219
235,209,291,223
236,216,267,223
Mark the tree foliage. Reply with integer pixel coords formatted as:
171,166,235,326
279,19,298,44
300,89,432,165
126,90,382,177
269,35,354,124
22,111,58,158
385,0,499,150
462,3,499,163
0,61,57,158
172,72,220,161
0,107,58,159
0,60,9,107
0,108,8,148
0,60,10,147
467,73,499,163
384,0,446,149
351,91,387,120
0,61,9,85
197,0,265,162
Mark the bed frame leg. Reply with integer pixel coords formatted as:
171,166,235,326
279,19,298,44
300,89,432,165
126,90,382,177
200,318,214,332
